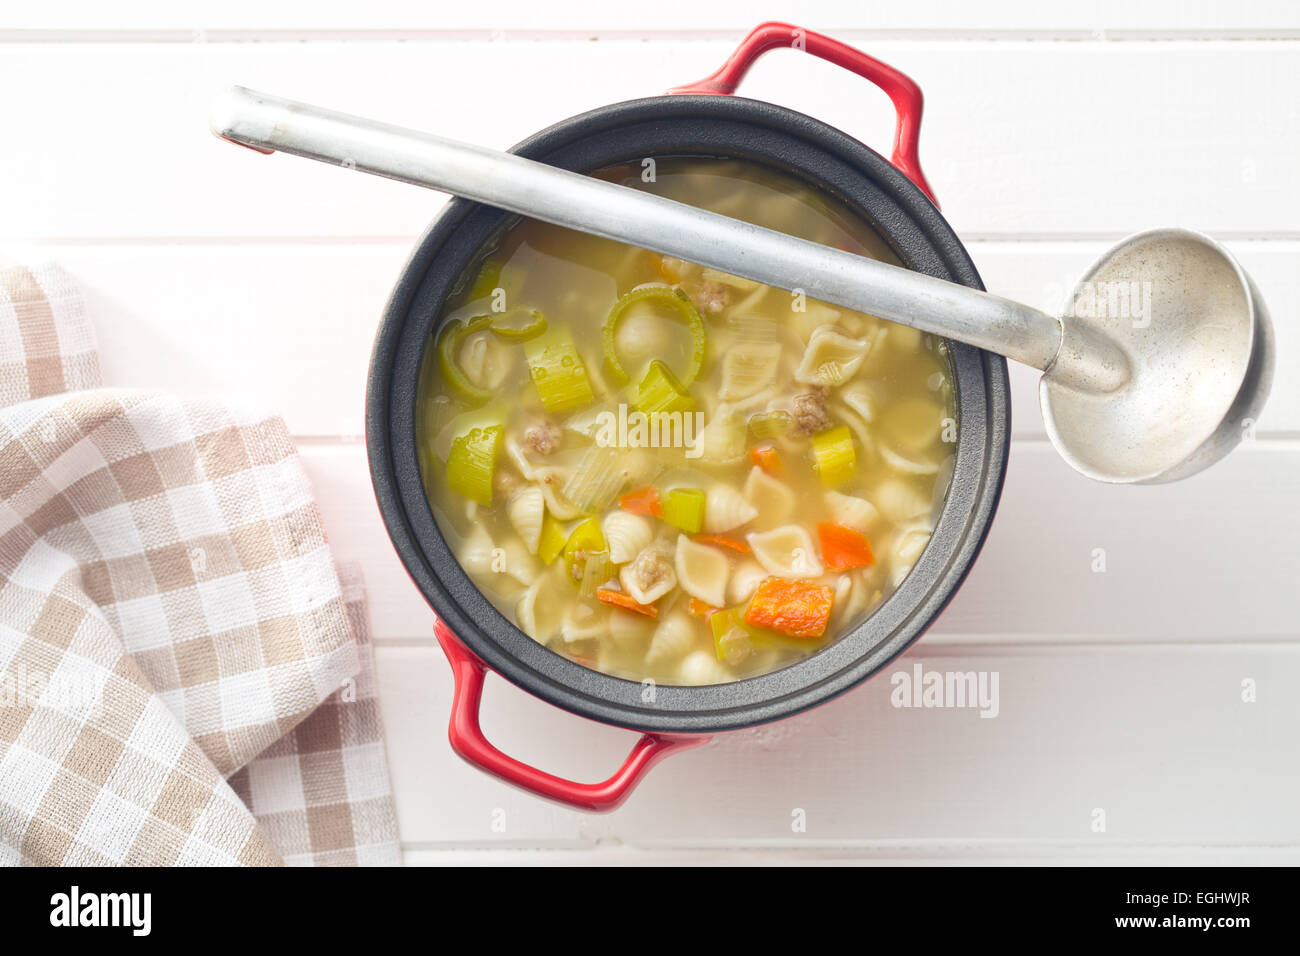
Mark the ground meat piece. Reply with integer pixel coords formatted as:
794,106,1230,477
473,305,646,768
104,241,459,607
523,420,561,456
693,280,730,316
494,469,519,499
790,388,833,436
622,546,675,603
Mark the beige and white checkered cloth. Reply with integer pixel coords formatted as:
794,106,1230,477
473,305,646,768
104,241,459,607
0,262,401,865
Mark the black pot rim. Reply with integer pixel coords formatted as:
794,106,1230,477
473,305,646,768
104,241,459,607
366,94,1011,735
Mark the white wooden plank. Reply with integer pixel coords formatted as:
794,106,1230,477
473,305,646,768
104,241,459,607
48,239,1299,438
60,243,404,438
301,438,1300,644
401,845,1300,865
376,643,1300,846
10,1,1299,35
0,41,1296,239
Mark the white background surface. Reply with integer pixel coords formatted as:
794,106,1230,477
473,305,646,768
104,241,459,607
5,1,1299,865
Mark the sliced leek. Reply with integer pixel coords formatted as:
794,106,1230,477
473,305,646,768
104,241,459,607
562,517,606,588
488,307,548,342
603,286,706,387
661,487,706,534
446,424,503,506
636,359,696,416
437,315,493,405
524,326,595,413
537,511,568,566
811,425,856,488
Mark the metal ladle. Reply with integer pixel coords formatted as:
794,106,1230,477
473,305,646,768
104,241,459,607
212,87,1273,483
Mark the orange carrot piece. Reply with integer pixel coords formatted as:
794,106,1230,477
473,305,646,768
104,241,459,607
750,444,784,476
693,533,751,554
688,598,718,617
817,521,876,571
743,578,834,638
619,486,663,517
596,588,659,618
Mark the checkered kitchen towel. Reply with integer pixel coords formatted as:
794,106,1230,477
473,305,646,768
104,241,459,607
0,262,400,865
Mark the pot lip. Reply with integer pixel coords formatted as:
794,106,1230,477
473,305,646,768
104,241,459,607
367,93,1011,735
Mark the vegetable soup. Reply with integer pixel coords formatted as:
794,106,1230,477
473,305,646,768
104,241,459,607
417,157,956,685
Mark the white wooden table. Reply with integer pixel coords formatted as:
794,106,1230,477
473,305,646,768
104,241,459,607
5,1,1298,865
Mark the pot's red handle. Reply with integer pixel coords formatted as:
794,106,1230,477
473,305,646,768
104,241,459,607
667,21,937,207
435,620,708,812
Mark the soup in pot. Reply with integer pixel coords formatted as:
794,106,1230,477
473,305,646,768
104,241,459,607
417,157,956,685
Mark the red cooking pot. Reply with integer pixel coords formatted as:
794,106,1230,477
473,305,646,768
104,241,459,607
366,22,1010,811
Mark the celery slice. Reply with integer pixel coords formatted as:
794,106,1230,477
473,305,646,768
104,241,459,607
446,424,503,506
811,425,856,488
661,487,706,534
636,359,696,416
747,409,793,439
562,445,625,515
524,326,595,413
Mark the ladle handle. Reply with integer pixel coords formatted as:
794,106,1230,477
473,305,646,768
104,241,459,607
212,86,1066,373
667,20,936,205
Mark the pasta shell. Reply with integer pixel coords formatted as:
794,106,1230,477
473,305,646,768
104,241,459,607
504,434,542,481
839,383,876,423
498,538,540,587
881,397,945,453
743,465,795,526
603,511,654,564
726,312,779,344
507,486,545,554
696,404,748,465
678,649,727,686
618,448,665,490
533,466,585,520
608,607,656,648
875,479,932,523
792,301,841,344
612,299,674,373
825,491,880,534
794,325,872,387
560,601,610,644
830,569,872,629
620,544,677,605
515,569,565,645
456,525,497,577
675,535,729,608
458,331,516,390
646,611,698,665
727,558,766,606
718,341,781,401
880,443,941,476
747,525,824,578
895,527,932,565
704,484,758,533
886,322,924,353
699,267,763,293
